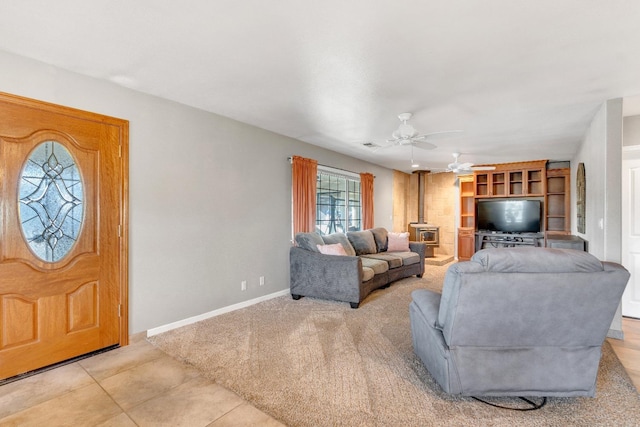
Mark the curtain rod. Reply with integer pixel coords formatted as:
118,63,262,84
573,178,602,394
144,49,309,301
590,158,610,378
288,156,375,178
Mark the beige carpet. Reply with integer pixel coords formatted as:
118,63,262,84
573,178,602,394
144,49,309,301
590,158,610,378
149,264,640,426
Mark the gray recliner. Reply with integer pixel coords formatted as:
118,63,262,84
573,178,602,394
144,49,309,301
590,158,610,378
410,247,630,397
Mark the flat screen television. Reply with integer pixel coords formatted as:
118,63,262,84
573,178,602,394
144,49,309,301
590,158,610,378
477,200,541,233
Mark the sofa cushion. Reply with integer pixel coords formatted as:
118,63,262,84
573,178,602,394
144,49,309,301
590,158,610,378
321,233,356,256
361,253,403,269
362,266,375,282
295,232,324,253
360,257,389,274
370,227,388,252
388,251,421,266
317,243,347,256
347,230,377,255
388,232,410,252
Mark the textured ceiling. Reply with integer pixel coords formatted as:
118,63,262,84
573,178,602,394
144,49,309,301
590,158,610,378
1,1,640,172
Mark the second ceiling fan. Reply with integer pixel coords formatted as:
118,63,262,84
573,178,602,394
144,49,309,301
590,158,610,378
446,152,496,174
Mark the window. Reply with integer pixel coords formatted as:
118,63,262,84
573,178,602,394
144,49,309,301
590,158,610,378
19,141,84,262
316,167,361,235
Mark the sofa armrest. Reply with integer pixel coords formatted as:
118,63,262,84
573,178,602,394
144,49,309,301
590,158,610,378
411,289,441,325
409,241,426,276
290,246,363,303
409,241,426,258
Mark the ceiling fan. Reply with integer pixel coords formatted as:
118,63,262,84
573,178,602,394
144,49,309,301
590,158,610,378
386,112,463,150
446,152,496,174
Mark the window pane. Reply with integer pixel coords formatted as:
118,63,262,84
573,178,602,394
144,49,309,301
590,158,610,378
18,141,84,262
316,171,361,235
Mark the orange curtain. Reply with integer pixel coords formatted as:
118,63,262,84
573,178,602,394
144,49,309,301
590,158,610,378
292,156,318,235
360,172,374,230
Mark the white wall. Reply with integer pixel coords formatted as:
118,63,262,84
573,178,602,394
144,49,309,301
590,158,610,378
0,50,395,333
624,115,640,147
572,98,623,261
573,98,624,336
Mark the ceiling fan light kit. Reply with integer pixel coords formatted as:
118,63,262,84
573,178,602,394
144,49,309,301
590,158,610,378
386,112,438,150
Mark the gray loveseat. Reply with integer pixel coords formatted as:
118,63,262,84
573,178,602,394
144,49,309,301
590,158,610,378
410,247,629,397
290,227,426,308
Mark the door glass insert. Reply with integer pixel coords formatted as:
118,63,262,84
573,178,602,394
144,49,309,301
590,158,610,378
18,141,84,262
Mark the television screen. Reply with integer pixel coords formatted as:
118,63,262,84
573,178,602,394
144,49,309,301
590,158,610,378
477,200,541,233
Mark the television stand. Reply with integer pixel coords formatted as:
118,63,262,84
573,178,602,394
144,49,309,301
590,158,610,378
475,231,544,252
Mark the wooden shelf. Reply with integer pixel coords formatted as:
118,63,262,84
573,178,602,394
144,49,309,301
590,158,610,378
475,161,546,198
544,168,570,233
458,175,476,260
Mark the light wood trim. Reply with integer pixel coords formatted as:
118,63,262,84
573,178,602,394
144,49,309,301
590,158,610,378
119,119,130,346
475,159,548,171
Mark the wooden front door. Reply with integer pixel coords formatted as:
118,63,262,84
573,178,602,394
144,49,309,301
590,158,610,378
0,93,128,380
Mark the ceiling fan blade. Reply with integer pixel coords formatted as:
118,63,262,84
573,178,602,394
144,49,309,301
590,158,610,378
415,130,464,139
471,166,496,171
412,140,437,150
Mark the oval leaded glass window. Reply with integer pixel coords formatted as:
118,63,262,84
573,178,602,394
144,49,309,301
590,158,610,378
18,141,84,262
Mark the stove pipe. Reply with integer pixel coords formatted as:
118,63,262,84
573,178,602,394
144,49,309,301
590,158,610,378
413,170,430,224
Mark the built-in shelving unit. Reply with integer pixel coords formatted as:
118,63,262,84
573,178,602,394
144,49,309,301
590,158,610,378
545,168,571,234
458,175,475,261
458,160,571,260
458,160,576,260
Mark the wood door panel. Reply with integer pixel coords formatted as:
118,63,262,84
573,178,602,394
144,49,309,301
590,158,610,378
67,281,99,333
2,280,108,342
0,92,128,380
1,295,38,348
0,256,99,297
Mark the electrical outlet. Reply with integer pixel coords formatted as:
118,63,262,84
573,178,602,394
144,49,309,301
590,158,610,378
259,276,265,286
241,280,247,291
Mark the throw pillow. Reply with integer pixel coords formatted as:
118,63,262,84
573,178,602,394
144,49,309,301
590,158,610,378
370,227,388,252
317,243,347,256
321,233,356,256
346,230,377,255
387,232,410,252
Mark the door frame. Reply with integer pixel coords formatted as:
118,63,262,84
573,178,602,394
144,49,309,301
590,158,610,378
622,146,640,319
0,91,129,346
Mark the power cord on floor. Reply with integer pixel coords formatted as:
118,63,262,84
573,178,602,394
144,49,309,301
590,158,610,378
472,396,547,411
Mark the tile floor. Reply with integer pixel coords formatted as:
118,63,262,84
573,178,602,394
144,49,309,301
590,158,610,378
0,333,284,426
1,319,638,426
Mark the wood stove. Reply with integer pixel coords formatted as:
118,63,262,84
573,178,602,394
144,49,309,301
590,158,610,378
408,224,440,257
408,170,440,257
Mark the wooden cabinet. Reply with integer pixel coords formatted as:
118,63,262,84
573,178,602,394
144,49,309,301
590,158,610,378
459,175,475,228
458,175,475,261
525,169,545,196
475,161,546,198
545,168,571,234
458,228,475,261
508,170,524,195
475,171,506,197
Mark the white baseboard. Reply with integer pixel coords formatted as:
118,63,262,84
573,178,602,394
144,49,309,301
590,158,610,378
146,289,290,337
